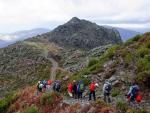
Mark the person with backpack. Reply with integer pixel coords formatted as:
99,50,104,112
127,81,139,104
77,80,84,99
89,81,98,101
73,80,77,99
53,80,61,92
68,82,73,97
36,80,44,96
41,80,47,89
103,80,112,103
46,79,52,92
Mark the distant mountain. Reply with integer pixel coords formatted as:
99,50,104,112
44,17,122,49
116,27,141,41
0,28,49,48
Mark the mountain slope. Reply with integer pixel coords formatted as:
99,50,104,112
0,41,62,97
44,17,122,49
69,33,150,108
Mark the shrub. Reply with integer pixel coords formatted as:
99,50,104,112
102,45,119,59
0,92,20,113
129,109,147,113
125,35,141,46
124,53,133,67
0,97,9,113
21,106,38,113
88,58,99,67
136,70,150,87
116,101,128,113
111,89,121,97
137,57,150,72
145,39,150,49
137,46,150,58
40,93,53,105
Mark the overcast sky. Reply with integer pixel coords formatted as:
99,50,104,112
0,0,150,33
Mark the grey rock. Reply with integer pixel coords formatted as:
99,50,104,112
45,17,122,49
109,76,117,82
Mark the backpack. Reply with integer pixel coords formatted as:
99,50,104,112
90,83,95,91
41,80,47,85
105,83,111,93
131,85,139,97
55,82,60,90
38,84,44,89
47,80,52,85
80,83,84,92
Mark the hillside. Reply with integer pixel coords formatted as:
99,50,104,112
67,33,150,110
43,17,122,49
0,33,150,113
0,40,62,97
0,18,150,113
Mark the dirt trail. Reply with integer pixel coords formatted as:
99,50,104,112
48,58,58,81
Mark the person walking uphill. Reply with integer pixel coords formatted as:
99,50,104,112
89,81,97,101
103,80,112,103
73,80,77,99
127,81,140,105
77,80,84,99
68,82,73,97
53,80,61,92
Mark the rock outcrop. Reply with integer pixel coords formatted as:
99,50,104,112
45,17,122,49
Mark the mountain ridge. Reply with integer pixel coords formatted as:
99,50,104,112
44,17,122,49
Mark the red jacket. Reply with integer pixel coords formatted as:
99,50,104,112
68,83,73,93
89,82,95,91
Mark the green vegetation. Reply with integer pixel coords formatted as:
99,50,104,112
116,101,128,113
111,89,121,97
88,58,99,67
137,46,150,58
124,52,133,67
40,93,53,105
124,34,141,46
0,92,20,113
21,106,39,113
129,109,147,113
0,41,52,97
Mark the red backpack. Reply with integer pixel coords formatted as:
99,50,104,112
89,83,95,91
47,80,52,85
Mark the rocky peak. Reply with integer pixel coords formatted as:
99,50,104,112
43,17,122,49
68,17,81,24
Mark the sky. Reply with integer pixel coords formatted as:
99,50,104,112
0,0,150,34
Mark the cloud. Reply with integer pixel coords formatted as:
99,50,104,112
0,0,150,33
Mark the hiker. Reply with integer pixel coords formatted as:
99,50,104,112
53,80,61,92
46,79,52,91
77,80,84,99
127,81,140,105
73,80,77,99
68,82,73,97
36,81,44,95
103,80,112,103
41,80,47,90
89,81,98,101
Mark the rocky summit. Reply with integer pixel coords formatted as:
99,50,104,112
44,17,122,49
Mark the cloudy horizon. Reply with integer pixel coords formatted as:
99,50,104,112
0,0,150,34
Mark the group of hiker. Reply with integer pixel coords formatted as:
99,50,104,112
37,79,61,95
37,79,143,105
